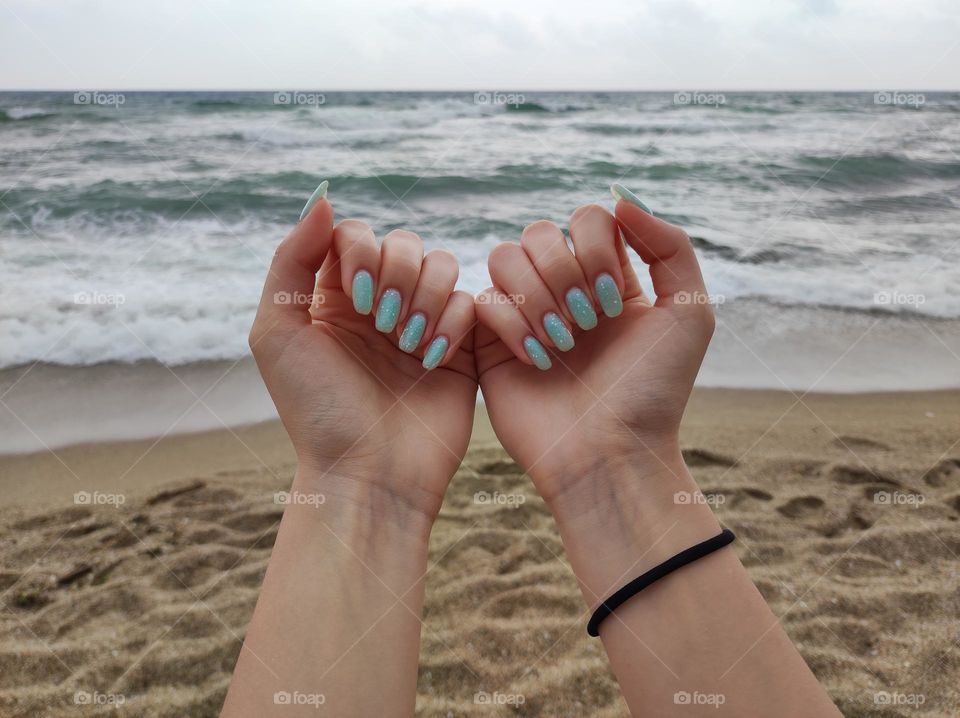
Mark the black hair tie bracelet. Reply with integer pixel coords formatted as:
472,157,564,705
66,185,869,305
587,528,736,637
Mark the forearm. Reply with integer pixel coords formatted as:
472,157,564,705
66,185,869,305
548,447,840,717
222,469,433,717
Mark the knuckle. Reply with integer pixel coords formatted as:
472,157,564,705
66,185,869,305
488,242,520,268
449,289,474,307
692,302,716,334
248,322,266,352
570,203,610,225
424,248,459,275
521,219,561,240
536,247,573,276
383,228,422,247
336,218,371,234
386,255,421,277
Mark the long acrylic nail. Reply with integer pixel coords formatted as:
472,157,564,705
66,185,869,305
594,273,623,318
299,180,329,221
565,287,598,330
399,312,427,353
352,270,374,315
375,288,401,333
422,336,449,370
610,183,652,215
543,312,574,352
523,336,552,371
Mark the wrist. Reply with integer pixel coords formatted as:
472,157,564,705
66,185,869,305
545,445,722,606
287,466,437,548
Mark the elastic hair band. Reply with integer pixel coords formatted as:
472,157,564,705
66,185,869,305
587,528,735,637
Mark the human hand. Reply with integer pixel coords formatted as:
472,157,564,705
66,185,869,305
250,187,478,523
475,186,716,528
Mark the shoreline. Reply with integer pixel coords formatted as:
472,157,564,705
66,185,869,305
3,387,956,508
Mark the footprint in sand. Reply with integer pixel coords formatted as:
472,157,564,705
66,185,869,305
924,458,960,488
681,448,737,468
777,495,826,519
831,435,890,452
825,464,902,488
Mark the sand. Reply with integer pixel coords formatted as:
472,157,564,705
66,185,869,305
1,390,959,717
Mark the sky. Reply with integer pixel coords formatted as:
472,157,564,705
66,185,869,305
0,0,957,90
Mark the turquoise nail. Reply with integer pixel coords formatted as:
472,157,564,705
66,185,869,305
523,336,552,371
595,273,623,318
543,312,574,352
299,180,329,221
610,183,652,215
565,287,598,330
399,312,427,353
375,288,401,333
422,336,449,370
352,270,374,315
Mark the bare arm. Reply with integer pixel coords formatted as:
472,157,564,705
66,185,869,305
549,449,840,716
221,473,432,717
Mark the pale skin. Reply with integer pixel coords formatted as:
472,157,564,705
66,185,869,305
221,194,841,716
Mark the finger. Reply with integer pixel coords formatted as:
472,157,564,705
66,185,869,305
487,242,575,353
254,197,334,331
613,192,708,306
421,290,475,370
375,229,424,334
325,219,380,315
398,249,458,354
567,204,636,318
475,288,553,371
520,220,598,331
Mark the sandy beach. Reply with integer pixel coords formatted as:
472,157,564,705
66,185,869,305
1,389,959,717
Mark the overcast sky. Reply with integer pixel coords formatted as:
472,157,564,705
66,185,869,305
1,0,957,90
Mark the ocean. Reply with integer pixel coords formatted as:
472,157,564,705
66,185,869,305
1,90,958,449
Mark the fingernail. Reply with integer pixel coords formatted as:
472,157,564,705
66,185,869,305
595,273,623,318
352,270,374,315
422,336,449,370
543,312,574,352
399,312,427,352
299,180,329,221
523,336,552,371
375,288,401,333
565,287,598,330
610,183,652,215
